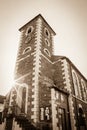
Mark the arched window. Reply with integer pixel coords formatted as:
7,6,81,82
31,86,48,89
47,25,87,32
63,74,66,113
81,79,87,101
72,70,81,98
25,26,34,36
44,48,51,57
17,87,23,109
16,83,28,114
23,47,31,54
78,106,86,127
21,87,26,113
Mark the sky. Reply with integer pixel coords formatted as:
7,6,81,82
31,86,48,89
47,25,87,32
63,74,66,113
0,0,87,95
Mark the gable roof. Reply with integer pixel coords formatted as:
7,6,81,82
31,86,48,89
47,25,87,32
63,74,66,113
52,55,87,81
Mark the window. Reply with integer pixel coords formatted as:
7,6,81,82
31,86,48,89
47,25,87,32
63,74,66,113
44,27,50,38
81,79,87,101
55,91,59,100
45,38,50,46
72,70,81,98
78,106,86,127
23,47,31,54
21,87,26,113
25,26,34,36
44,48,51,57
45,107,50,120
40,107,50,121
61,94,64,102
40,108,44,120
25,36,31,44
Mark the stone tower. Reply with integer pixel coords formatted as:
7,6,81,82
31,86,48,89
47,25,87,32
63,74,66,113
1,14,87,130
11,14,56,127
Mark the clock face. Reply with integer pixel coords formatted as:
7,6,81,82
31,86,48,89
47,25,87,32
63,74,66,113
25,36,31,43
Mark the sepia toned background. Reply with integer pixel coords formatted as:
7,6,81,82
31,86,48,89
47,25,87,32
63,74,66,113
0,0,87,95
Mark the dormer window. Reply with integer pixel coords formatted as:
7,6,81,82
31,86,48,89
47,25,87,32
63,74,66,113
44,48,51,57
25,26,34,36
23,47,31,54
44,28,50,38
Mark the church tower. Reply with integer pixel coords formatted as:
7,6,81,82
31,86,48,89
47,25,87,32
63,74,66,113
1,14,87,130
9,14,56,128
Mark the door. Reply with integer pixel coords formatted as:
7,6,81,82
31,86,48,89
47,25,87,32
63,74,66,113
58,108,67,130
55,91,71,130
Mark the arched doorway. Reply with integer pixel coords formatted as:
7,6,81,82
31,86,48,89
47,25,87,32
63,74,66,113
78,107,86,130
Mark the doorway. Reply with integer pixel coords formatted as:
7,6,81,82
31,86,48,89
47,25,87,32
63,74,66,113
58,108,67,130
55,91,71,130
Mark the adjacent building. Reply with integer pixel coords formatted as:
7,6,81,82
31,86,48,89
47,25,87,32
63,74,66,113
0,14,87,130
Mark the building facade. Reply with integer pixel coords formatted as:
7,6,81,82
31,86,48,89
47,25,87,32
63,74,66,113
0,14,87,130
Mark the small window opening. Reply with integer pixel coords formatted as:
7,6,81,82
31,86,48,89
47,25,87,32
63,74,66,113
23,47,31,54
25,36,31,44
25,26,34,36
44,48,51,57
46,30,48,36
28,28,32,34
45,38,50,46
44,28,50,38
